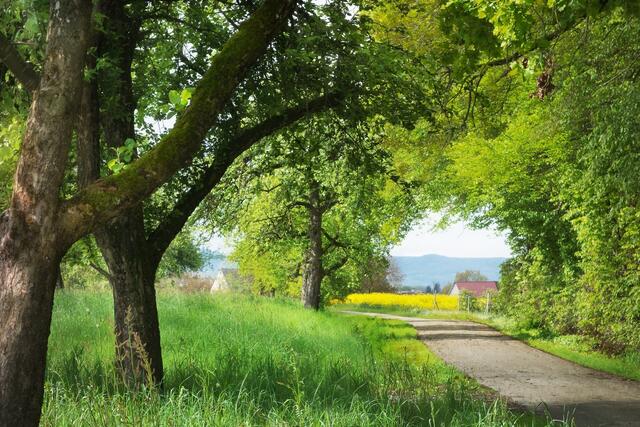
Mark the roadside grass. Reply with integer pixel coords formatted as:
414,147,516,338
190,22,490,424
331,303,640,381
42,290,563,426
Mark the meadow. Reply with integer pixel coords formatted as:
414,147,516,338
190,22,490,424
42,290,561,426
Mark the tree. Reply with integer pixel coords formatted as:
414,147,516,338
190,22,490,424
4,0,366,391
441,283,453,295
70,0,414,387
433,282,441,294
0,0,296,423
359,257,398,293
213,113,417,308
454,270,488,283
387,257,405,290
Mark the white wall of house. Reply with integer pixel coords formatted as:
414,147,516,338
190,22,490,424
210,270,229,293
449,284,461,295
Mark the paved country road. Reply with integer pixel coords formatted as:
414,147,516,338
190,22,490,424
342,311,640,427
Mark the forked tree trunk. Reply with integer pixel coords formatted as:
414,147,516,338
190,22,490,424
301,184,324,310
95,212,163,386
95,94,341,386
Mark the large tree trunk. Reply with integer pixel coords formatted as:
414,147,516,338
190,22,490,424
301,184,324,310
0,245,60,426
95,211,165,388
0,1,91,424
91,0,165,386
95,212,163,387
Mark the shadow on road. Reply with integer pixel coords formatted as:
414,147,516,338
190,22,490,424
416,332,514,341
412,323,492,332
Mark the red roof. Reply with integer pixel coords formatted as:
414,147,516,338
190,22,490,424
453,281,498,297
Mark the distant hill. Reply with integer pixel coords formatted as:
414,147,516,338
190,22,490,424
393,254,507,289
199,252,507,289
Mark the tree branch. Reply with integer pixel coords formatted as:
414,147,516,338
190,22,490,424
482,19,584,68
147,92,342,260
89,262,112,280
321,228,346,252
0,33,40,93
288,200,313,210
323,255,348,276
320,198,337,213
59,0,298,245
178,51,207,76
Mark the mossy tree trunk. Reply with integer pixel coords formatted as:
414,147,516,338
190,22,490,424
90,0,165,387
95,93,339,387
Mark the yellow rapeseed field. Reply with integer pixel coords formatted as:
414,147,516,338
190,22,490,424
342,292,461,311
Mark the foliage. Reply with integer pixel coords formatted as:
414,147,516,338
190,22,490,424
157,229,209,279
372,0,640,353
0,107,24,211
59,238,109,289
454,270,488,283
210,113,418,303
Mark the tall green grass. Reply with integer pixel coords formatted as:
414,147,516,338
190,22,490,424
43,291,560,426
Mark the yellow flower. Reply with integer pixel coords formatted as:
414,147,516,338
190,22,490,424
342,293,461,311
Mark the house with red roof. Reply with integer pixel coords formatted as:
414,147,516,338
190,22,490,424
449,281,498,297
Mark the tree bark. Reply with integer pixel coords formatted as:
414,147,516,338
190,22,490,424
95,213,163,387
301,183,324,310
89,0,164,387
56,268,65,290
0,1,91,425
0,247,61,426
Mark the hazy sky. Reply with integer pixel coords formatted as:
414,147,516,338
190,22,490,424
206,215,512,258
390,217,512,258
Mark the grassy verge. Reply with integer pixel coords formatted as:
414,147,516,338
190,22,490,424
43,291,563,426
331,303,640,381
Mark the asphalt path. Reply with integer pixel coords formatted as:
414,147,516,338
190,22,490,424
343,311,640,427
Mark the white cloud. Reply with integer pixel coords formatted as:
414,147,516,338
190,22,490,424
203,233,232,255
391,216,512,258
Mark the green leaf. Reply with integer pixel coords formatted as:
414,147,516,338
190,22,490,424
23,15,38,37
168,90,181,106
180,88,192,105
107,159,119,171
124,138,136,149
